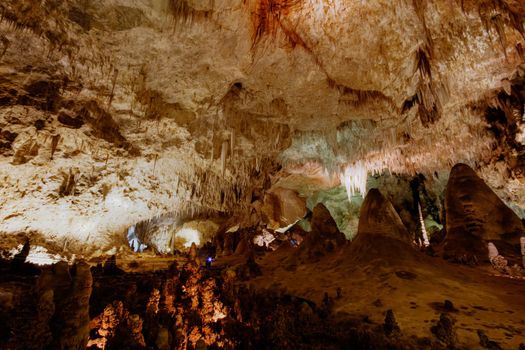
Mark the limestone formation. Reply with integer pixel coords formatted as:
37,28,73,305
0,0,522,250
383,309,400,336
488,242,499,261
0,260,92,350
1,0,525,348
521,237,525,268
443,164,525,263
261,187,306,229
357,189,412,243
431,313,457,347
292,203,346,261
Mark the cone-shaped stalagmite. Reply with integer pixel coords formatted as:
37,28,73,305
347,188,420,265
291,203,345,262
310,203,346,243
443,164,525,263
357,188,412,243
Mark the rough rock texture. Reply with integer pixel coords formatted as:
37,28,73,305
310,203,346,243
443,163,525,263
357,189,413,244
0,261,92,350
293,203,346,261
0,0,524,253
344,188,425,268
261,187,306,229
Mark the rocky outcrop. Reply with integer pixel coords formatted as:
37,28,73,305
443,163,525,264
345,188,424,266
1,261,92,350
310,203,346,243
38,262,93,350
261,187,306,229
357,189,412,243
293,203,346,261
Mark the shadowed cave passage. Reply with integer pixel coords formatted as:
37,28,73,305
2,0,525,349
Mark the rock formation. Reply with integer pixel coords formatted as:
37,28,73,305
261,187,306,229
357,189,413,244
0,260,92,350
1,0,525,347
344,188,426,268
521,237,525,268
443,163,525,264
0,0,523,250
292,203,346,261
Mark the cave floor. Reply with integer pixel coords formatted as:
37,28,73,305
102,243,525,348
2,240,525,349
234,244,525,349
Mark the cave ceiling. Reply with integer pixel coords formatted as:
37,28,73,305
0,0,524,246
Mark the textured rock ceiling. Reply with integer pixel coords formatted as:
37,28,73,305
0,0,524,248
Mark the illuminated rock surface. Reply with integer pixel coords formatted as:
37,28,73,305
1,0,525,349
0,0,524,246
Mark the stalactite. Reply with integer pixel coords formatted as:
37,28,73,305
108,68,119,106
230,130,235,161
50,134,61,159
283,108,493,201
168,0,212,26
220,141,227,175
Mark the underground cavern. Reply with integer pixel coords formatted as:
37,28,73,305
2,0,525,349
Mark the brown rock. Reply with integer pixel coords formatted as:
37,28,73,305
57,111,84,129
346,189,422,266
234,234,251,256
291,203,345,261
262,187,306,229
311,203,345,242
443,164,525,263
357,189,412,243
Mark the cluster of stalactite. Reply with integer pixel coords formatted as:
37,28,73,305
245,0,398,116
470,0,525,53
0,0,73,49
280,109,495,198
0,0,115,73
479,68,525,177
407,0,525,126
168,0,214,25
163,151,278,217
408,0,447,126
245,0,525,128
0,0,281,219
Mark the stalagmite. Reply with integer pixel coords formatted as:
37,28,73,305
220,141,228,175
488,242,499,261
356,188,412,243
521,237,525,268
230,130,235,160
444,164,525,263
418,202,430,247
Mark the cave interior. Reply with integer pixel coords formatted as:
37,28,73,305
1,0,525,349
